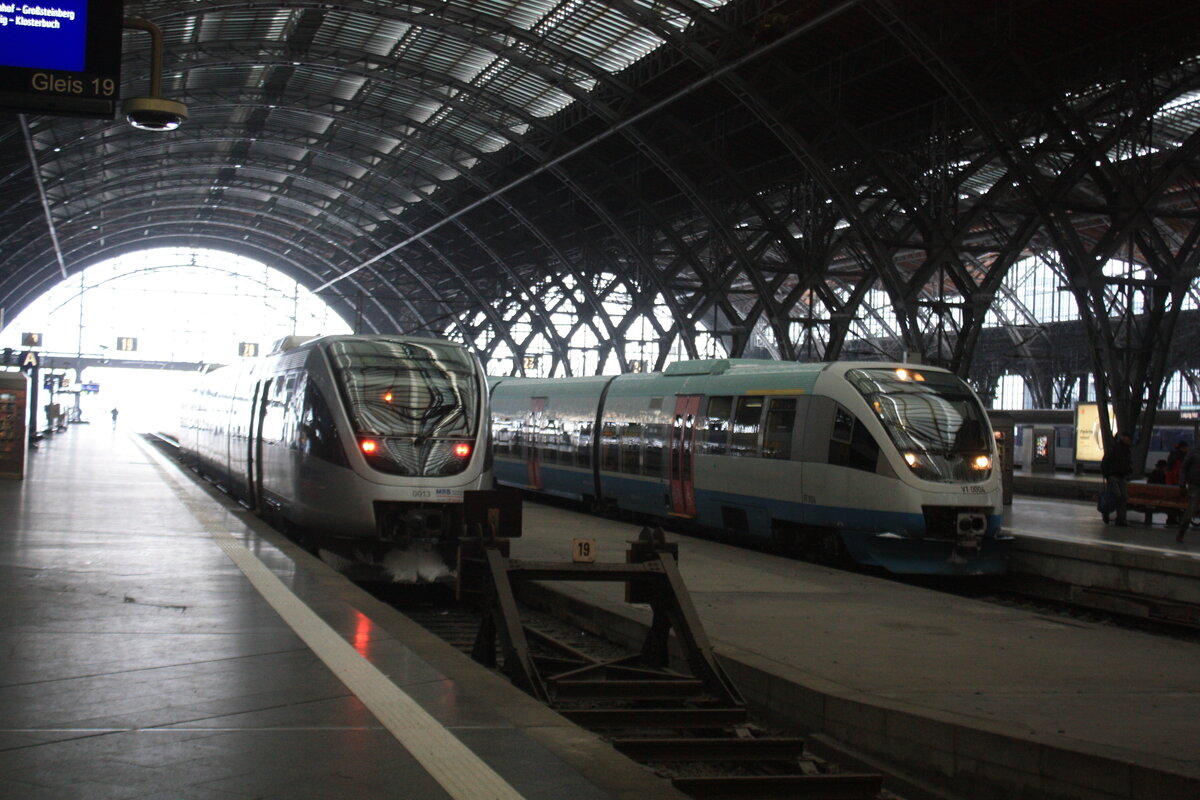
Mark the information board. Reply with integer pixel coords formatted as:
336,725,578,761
0,1,124,118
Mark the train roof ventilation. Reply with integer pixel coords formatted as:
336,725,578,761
664,359,732,376
270,335,320,354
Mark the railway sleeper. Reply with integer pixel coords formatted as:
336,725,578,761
671,772,884,800
611,736,808,762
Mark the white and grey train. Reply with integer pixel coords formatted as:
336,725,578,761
491,359,1011,575
178,334,492,581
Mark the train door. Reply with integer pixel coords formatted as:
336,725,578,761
250,378,271,510
527,396,545,489
669,395,701,517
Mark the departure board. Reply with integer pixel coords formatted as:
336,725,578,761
0,1,124,119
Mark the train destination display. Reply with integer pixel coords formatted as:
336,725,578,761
0,1,124,118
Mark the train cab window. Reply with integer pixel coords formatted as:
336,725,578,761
643,423,666,476
829,406,880,472
621,422,643,474
703,396,733,455
300,383,348,466
762,398,797,460
730,396,764,457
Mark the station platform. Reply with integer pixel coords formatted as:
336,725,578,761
0,424,687,800
509,495,1200,800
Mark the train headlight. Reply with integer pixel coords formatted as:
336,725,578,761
904,452,918,468
972,454,991,470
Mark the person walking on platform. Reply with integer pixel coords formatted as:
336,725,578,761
110,407,119,428
1101,431,1133,526
1176,448,1200,543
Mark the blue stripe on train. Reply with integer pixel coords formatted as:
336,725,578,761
495,457,1009,574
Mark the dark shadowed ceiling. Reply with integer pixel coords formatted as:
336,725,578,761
2,0,1198,379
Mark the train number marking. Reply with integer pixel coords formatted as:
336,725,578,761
960,486,986,494
572,538,596,563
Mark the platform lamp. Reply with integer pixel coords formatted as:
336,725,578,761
121,18,188,131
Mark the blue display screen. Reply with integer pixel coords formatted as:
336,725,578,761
0,1,90,72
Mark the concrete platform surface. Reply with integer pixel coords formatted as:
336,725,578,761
509,497,1200,800
0,424,686,800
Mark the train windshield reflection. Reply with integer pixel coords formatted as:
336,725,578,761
329,338,479,439
847,368,992,482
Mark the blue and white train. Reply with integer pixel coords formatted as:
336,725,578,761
178,334,492,582
490,359,1010,575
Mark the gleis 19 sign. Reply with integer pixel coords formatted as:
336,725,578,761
0,1,124,118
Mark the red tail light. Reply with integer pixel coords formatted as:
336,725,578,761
454,442,472,458
360,438,379,454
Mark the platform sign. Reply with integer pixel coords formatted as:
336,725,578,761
0,0,124,119
238,342,259,358
20,332,42,347
81,382,99,393
116,336,137,352
572,538,596,563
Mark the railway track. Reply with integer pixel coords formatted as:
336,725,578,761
394,530,893,800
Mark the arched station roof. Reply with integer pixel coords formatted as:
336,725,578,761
1,0,1199,430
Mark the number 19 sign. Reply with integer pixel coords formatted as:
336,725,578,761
572,538,596,563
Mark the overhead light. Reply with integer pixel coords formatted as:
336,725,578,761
124,96,189,131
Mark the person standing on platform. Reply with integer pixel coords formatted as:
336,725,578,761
1101,431,1133,527
1176,449,1200,543
111,408,119,427
1166,439,1189,486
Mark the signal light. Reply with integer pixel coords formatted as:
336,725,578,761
454,442,472,458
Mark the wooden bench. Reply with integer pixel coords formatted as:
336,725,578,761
1127,482,1188,524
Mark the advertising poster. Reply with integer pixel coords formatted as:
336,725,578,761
1074,403,1114,463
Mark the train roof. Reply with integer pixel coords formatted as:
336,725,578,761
270,333,475,355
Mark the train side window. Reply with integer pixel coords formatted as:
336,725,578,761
1057,426,1073,449
730,396,764,457
829,405,880,472
621,422,643,474
540,418,559,465
763,398,797,460
704,396,732,455
577,422,593,467
643,423,665,476
601,423,620,471
300,382,348,466
494,415,514,456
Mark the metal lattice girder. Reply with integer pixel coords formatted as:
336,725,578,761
0,0,1198,407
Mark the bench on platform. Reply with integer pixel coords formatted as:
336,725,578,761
1127,482,1188,523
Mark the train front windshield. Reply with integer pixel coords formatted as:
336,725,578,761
329,338,480,476
847,368,993,483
